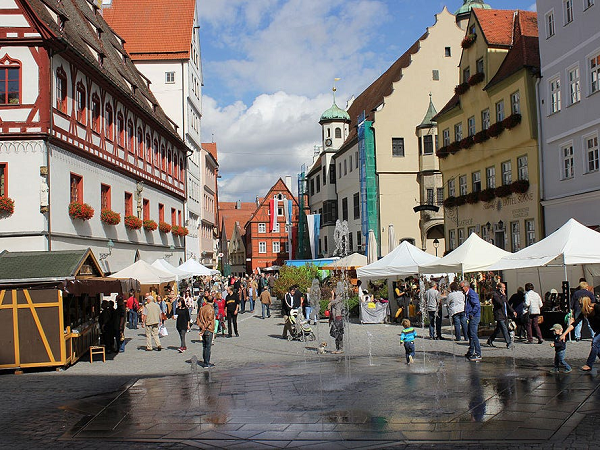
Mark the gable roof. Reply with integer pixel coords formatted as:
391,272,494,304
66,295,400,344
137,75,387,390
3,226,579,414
102,0,196,61
202,142,218,163
24,0,181,141
245,178,298,227
474,9,517,47
219,201,256,239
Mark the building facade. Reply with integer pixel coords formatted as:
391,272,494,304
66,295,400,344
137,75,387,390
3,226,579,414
102,0,209,263
536,0,600,232
436,9,541,253
0,0,187,270
218,200,255,276
200,142,218,268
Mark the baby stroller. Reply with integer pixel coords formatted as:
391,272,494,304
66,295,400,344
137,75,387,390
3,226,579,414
287,309,316,342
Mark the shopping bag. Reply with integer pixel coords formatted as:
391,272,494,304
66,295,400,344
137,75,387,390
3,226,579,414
159,325,168,337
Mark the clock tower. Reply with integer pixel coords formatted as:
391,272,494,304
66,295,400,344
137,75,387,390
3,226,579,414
319,85,350,151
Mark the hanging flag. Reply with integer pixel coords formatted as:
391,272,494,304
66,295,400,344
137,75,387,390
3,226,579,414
307,214,315,259
271,198,279,232
269,198,275,232
313,214,321,259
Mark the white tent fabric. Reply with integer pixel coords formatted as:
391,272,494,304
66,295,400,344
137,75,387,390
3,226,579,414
367,229,377,264
388,224,396,252
111,259,176,284
357,241,439,279
152,259,193,281
322,252,367,270
487,218,600,271
419,232,510,274
178,259,213,276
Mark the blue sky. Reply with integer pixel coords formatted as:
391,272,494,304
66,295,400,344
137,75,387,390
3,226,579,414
197,0,537,202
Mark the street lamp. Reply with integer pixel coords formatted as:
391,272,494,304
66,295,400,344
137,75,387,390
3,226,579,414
99,239,115,260
165,244,175,259
433,238,440,257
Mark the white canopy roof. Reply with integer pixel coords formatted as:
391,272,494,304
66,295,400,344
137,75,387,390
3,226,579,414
322,252,368,270
419,232,510,274
178,259,213,276
487,218,600,271
357,241,440,279
111,259,176,284
152,259,193,281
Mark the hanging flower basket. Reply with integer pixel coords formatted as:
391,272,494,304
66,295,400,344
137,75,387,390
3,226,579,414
479,188,497,203
124,215,143,230
461,33,477,49
436,146,449,159
502,113,522,130
171,225,189,237
143,219,158,231
454,82,470,96
495,184,512,198
159,221,172,233
487,121,505,138
455,195,468,206
460,136,475,150
468,72,485,86
466,191,480,204
511,179,530,194
0,197,15,215
448,141,461,154
473,130,490,144
69,201,94,221
100,209,121,225
443,196,457,208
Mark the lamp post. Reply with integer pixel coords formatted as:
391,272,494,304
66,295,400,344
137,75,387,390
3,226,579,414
99,239,115,260
433,238,440,257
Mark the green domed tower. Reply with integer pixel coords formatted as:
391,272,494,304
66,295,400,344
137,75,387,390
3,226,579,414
319,85,350,150
455,0,492,25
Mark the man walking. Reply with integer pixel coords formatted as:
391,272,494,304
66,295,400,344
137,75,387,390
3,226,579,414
425,282,442,340
461,281,481,361
125,290,138,329
225,286,239,337
260,287,272,319
487,282,516,349
197,296,216,367
282,286,295,339
143,295,162,351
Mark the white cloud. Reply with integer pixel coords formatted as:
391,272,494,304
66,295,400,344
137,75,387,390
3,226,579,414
528,3,537,12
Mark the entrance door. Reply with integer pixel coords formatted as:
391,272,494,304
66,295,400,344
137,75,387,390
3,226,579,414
495,231,505,250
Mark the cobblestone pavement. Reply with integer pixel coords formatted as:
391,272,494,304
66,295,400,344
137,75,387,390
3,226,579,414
2,309,600,449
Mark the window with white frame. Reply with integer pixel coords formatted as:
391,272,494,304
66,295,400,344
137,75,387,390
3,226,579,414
273,222,280,233
486,166,496,189
564,0,573,24
476,58,484,74
258,241,267,253
458,228,465,245
496,100,505,122
448,179,456,197
568,66,580,104
423,135,434,155
482,225,490,242
468,116,476,136
472,171,481,192
481,109,490,130
501,160,512,185
165,72,175,84
585,0,594,10
562,144,574,179
426,188,434,205
511,91,520,114
449,229,456,250
442,128,450,146
437,187,444,205
258,223,266,233
517,155,529,180
591,52,600,94
586,134,599,172
467,226,476,237
272,241,281,253
546,10,555,38
392,137,405,157
511,221,521,252
525,219,536,246
454,123,463,142
459,175,467,195
550,77,561,113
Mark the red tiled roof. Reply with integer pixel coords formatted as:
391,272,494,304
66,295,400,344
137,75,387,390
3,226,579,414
202,142,218,162
102,0,195,61
219,202,256,239
474,9,516,47
245,179,298,227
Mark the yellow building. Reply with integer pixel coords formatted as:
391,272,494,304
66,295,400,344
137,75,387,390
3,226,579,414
435,9,542,253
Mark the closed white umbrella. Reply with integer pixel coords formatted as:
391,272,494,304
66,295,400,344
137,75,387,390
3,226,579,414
367,229,378,264
388,224,396,254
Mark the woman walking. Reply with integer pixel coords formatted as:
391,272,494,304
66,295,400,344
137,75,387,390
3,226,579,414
176,298,191,352
562,296,600,371
447,282,468,341
328,290,345,354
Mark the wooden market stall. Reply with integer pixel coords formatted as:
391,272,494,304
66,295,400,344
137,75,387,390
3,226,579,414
0,248,136,371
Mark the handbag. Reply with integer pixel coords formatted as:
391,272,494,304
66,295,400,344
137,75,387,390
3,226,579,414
159,325,168,337
507,319,517,332
537,315,544,325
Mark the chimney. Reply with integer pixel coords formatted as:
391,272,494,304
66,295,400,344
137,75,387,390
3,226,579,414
285,176,292,192
236,200,241,210
255,196,260,207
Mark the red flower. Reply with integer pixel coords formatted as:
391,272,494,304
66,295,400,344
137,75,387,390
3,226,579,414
0,197,15,215
495,184,512,198
460,136,475,149
443,196,456,208
100,209,121,225
454,82,470,96
143,219,158,231
436,146,449,159
487,121,505,138
466,191,480,204
468,72,485,86
473,130,490,144
125,215,143,230
502,113,522,130
479,188,497,202
69,202,94,220
510,179,530,194
159,221,172,233
461,33,477,49
172,225,189,236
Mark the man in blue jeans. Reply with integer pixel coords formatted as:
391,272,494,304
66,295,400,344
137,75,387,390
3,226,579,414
461,280,481,361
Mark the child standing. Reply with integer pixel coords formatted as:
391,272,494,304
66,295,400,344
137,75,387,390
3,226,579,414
550,323,572,373
400,319,417,364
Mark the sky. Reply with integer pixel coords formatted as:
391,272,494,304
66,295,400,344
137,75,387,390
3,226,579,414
197,0,537,203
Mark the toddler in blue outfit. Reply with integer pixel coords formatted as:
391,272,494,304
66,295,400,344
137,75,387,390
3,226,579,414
400,318,417,364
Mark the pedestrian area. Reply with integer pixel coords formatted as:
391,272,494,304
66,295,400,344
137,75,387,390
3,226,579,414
61,350,600,448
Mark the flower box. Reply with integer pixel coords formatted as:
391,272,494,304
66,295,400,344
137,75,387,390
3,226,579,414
124,215,143,230
159,221,172,233
455,195,467,206
0,197,15,215
443,196,457,208
460,136,475,150
473,130,490,144
143,219,158,231
448,141,461,154
468,72,485,86
502,113,522,130
511,179,530,194
171,225,189,237
461,33,477,49
454,82,470,96
479,188,497,203
487,121,505,138
69,201,94,220
495,184,512,198
100,209,121,225
436,146,449,159
466,191,480,204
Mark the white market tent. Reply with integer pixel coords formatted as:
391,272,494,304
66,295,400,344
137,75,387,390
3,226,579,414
152,258,193,281
322,252,368,270
419,232,510,274
178,259,214,276
111,259,176,284
358,241,440,279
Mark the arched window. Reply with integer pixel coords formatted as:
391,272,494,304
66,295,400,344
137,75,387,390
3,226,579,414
117,113,124,147
145,133,151,165
127,120,134,153
153,139,159,167
76,81,86,124
179,156,184,180
0,55,21,105
137,127,143,158
91,94,100,133
161,145,166,171
167,149,172,175
56,67,67,113
173,153,178,180
335,127,341,139
105,103,113,140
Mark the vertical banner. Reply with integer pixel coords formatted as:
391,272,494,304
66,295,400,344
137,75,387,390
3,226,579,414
313,214,321,259
307,214,315,259
284,199,293,259
269,198,275,232
272,198,279,232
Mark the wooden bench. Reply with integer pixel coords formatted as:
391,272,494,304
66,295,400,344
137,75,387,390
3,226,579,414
89,346,105,363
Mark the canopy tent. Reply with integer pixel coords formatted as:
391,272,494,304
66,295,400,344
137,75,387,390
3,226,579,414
178,259,214,276
357,241,439,279
419,233,510,274
111,259,176,284
152,258,193,281
322,252,368,270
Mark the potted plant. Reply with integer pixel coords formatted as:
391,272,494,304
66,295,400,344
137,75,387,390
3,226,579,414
495,184,512,198
172,225,189,237
454,82,470,96
100,209,121,225
461,33,477,49
487,121,505,138
448,141,461,154
468,72,485,86
443,196,457,208
159,221,172,233
143,219,158,231
460,136,475,150
436,146,449,159
502,113,522,130
473,130,490,144
0,197,15,216
124,215,143,230
69,201,94,220
466,191,480,204
511,179,530,193
479,188,497,202
455,195,468,206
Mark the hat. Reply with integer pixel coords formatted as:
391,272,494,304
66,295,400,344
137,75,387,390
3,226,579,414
550,288,558,294
550,323,563,332
146,295,154,302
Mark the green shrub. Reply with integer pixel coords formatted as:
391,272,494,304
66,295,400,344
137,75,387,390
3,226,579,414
273,264,321,299
319,295,360,318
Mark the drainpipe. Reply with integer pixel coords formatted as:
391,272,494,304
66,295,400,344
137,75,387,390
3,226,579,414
535,77,545,237
47,51,53,251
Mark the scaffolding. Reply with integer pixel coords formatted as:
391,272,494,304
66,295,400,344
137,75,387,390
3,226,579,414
358,113,379,257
